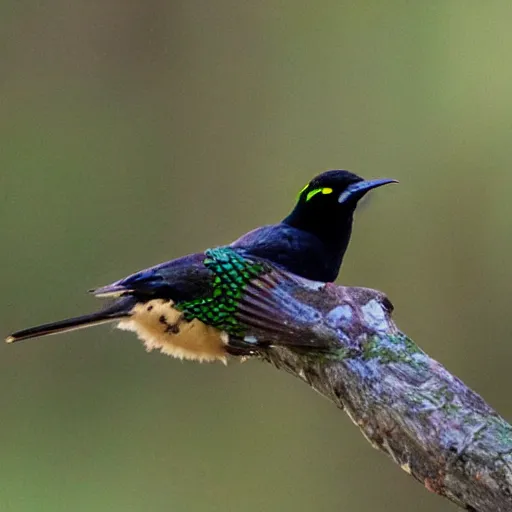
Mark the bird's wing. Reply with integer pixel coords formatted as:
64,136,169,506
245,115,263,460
93,247,330,352
7,248,330,356
231,263,333,351
91,252,213,302
184,247,332,351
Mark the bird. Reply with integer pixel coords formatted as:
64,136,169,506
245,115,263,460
5,170,396,362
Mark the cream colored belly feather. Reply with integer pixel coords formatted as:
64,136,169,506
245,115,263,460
117,299,229,363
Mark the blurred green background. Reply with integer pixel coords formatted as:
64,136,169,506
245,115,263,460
1,2,511,511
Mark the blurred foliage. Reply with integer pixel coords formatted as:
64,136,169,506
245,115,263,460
1,2,512,511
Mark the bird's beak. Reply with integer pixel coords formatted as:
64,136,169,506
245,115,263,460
338,178,398,204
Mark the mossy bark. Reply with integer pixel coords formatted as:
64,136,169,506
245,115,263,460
253,282,512,511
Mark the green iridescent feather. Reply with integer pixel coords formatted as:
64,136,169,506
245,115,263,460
175,248,267,335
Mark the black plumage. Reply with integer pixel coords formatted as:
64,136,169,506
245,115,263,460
232,170,396,282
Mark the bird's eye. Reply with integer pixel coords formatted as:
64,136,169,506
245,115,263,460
306,187,333,202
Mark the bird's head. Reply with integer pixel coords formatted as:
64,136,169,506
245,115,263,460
296,170,397,210
284,170,397,243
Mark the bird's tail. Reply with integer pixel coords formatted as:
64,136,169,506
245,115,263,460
5,298,136,344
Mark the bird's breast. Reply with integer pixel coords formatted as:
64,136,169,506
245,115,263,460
117,299,229,363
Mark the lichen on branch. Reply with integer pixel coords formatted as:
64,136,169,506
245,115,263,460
244,277,512,512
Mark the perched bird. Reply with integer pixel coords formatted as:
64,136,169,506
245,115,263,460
6,170,396,362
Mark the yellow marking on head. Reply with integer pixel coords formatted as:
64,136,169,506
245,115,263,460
306,187,333,202
5,336,14,344
296,183,309,200
117,299,228,363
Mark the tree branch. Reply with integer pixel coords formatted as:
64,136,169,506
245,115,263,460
253,280,512,511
